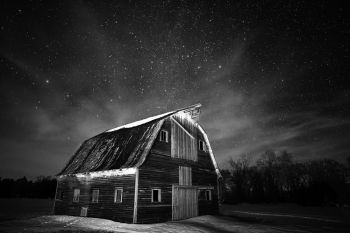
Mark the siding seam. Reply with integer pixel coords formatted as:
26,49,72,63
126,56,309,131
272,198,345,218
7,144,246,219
133,168,139,223
52,179,59,214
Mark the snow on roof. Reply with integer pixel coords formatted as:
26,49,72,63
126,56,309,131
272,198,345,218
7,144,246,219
105,110,175,132
104,103,202,133
59,167,137,179
57,103,221,176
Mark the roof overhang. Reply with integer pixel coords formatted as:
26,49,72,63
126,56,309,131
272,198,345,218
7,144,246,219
57,167,137,179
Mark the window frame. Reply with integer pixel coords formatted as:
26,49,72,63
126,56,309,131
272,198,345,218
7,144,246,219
91,189,99,203
205,190,212,201
159,130,168,143
199,139,206,151
80,207,88,217
73,188,80,203
114,188,123,203
151,188,161,203
56,190,64,200
198,189,212,201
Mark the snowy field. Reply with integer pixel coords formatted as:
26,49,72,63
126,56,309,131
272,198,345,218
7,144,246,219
0,199,349,233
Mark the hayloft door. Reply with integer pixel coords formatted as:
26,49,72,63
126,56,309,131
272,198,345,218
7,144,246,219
172,185,198,220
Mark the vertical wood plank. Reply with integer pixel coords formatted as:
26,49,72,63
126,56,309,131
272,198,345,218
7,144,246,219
133,168,139,224
170,113,198,161
172,186,198,221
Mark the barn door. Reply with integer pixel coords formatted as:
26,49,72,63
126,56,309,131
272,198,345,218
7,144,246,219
172,185,198,220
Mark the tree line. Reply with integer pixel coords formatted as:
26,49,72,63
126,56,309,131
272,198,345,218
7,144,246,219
221,150,350,206
0,176,57,199
1,151,349,206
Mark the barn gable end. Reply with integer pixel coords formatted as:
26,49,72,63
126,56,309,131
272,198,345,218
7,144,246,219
135,111,220,223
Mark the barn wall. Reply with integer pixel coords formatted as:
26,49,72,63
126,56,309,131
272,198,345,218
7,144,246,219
54,174,135,223
151,118,214,169
193,168,219,215
137,152,177,223
171,114,197,161
137,117,219,223
197,132,215,170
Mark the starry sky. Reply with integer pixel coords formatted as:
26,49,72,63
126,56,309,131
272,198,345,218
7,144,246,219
0,0,349,178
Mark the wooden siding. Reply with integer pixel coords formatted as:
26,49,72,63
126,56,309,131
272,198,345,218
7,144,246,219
171,114,197,161
137,153,177,223
179,166,192,186
138,152,219,223
137,114,219,223
193,167,219,215
197,133,214,169
54,174,135,223
137,114,218,226
151,118,172,155
172,185,198,220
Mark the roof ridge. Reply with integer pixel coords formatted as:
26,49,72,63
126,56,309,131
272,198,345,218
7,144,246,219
105,103,201,133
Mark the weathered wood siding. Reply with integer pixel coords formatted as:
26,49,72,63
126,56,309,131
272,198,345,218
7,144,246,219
54,174,135,223
197,133,215,169
137,116,218,223
172,186,198,220
171,114,197,161
193,168,219,215
137,152,177,223
179,166,192,186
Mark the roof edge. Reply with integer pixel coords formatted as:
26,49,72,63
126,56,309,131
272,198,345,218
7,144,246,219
104,103,202,133
56,167,137,179
133,119,165,168
196,123,222,178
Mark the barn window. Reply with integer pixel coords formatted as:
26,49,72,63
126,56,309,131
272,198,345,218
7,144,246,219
73,188,80,202
91,189,99,203
159,130,168,142
198,189,212,201
205,190,212,200
80,207,88,217
151,189,161,203
114,188,123,203
199,140,206,151
56,191,64,200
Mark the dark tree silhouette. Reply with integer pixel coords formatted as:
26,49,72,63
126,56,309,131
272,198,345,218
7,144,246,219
0,176,57,199
222,150,349,206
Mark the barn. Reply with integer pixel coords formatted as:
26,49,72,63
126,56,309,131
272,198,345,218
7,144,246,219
53,104,221,223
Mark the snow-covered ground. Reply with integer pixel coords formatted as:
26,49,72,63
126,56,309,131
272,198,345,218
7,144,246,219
0,215,299,233
0,214,348,233
0,199,349,233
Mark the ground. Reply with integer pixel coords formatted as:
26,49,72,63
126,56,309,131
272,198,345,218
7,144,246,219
0,199,349,233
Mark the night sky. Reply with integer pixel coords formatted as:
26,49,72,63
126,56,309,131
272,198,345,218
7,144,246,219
0,1,349,178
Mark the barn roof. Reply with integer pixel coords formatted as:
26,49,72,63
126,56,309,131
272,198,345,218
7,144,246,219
58,104,221,177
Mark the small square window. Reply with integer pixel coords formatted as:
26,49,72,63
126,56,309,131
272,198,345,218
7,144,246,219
199,140,206,151
159,130,168,142
73,189,80,202
205,190,212,201
56,191,64,200
152,189,161,203
198,189,212,201
92,189,99,203
80,207,88,217
114,188,123,203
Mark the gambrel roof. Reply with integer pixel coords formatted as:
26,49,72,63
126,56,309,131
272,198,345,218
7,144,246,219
58,104,220,177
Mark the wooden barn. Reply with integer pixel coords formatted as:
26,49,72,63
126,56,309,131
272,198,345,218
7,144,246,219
54,104,221,223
